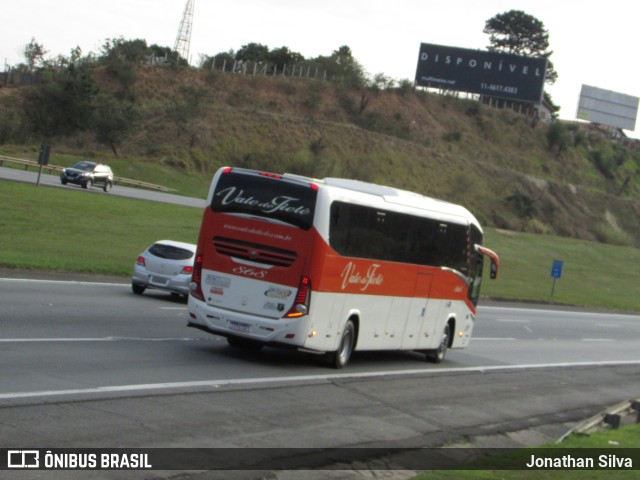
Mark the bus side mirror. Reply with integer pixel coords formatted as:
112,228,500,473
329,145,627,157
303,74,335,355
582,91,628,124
490,260,498,279
475,245,499,280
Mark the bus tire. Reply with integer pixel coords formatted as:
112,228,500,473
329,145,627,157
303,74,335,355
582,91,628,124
425,323,451,364
329,320,356,369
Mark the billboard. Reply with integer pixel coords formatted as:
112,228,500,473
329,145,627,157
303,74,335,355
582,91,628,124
577,85,639,131
415,43,547,103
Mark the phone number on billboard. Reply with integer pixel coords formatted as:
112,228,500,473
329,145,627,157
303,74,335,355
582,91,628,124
479,83,518,94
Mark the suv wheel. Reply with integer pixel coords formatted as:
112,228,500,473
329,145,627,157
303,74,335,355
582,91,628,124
104,181,112,192
83,179,92,189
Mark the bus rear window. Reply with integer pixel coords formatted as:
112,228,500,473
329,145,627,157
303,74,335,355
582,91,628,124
211,170,317,230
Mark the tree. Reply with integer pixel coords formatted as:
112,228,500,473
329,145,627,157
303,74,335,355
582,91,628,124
23,37,47,71
268,46,304,73
236,43,270,63
484,10,557,84
22,63,97,137
312,46,366,88
200,50,235,70
167,85,209,147
92,94,137,156
546,121,569,156
69,46,83,64
370,73,395,91
100,37,149,63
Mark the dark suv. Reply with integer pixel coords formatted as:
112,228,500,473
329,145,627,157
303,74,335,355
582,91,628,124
60,161,114,192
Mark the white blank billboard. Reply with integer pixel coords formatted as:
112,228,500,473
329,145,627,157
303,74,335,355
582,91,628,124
577,85,639,131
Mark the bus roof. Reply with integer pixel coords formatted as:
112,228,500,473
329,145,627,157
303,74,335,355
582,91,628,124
283,174,480,228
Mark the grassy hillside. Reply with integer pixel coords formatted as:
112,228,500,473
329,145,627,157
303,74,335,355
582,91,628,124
1,65,639,248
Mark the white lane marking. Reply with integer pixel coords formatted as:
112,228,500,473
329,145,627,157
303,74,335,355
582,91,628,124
479,306,640,320
0,337,199,343
524,326,533,333
0,277,127,287
1,336,517,343
581,338,615,342
472,337,516,341
2,360,640,401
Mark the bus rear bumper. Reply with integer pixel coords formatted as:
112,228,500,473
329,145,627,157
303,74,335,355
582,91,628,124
187,296,309,347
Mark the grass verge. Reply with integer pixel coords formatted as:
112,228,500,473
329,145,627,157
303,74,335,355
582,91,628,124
482,229,640,311
0,181,201,276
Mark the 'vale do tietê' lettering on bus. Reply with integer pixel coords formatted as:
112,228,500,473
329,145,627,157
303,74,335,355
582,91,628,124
340,262,384,291
216,187,311,217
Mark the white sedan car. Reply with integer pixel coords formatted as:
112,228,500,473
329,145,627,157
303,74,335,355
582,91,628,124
131,240,196,297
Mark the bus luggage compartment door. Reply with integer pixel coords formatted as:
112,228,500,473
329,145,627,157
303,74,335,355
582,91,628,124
401,272,433,350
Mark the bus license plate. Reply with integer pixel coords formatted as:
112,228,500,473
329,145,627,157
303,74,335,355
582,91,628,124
229,321,251,333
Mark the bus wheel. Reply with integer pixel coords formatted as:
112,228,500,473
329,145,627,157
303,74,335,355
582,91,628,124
425,323,450,364
330,320,356,369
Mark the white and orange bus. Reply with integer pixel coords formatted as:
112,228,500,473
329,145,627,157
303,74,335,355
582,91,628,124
187,166,499,368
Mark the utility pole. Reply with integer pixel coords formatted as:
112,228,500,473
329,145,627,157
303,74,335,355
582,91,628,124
174,0,195,64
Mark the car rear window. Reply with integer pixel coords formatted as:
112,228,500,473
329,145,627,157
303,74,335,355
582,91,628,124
149,244,194,260
72,161,96,171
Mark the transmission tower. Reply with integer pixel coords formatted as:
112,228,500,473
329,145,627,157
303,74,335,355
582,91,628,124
174,0,195,63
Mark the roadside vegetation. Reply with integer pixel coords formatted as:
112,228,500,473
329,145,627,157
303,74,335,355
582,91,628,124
1,181,638,312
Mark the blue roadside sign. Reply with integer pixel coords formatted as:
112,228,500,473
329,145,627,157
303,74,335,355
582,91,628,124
551,259,564,279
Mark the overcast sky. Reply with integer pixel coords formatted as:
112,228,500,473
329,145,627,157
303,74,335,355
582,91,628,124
3,0,639,134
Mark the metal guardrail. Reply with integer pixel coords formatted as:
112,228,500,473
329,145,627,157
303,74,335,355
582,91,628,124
556,396,640,443
0,155,175,192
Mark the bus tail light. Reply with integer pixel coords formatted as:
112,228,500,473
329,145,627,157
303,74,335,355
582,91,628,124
285,276,311,318
260,171,282,179
189,253,205,301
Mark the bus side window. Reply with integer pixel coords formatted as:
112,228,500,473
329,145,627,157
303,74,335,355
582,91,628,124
331,204,341,227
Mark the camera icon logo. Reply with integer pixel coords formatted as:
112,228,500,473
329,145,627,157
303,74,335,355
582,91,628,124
7,450,40,468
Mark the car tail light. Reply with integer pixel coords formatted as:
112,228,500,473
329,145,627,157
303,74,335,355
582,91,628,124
285,276,311,318
136,256,146,266
181,265,194,275
189,253,205,301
